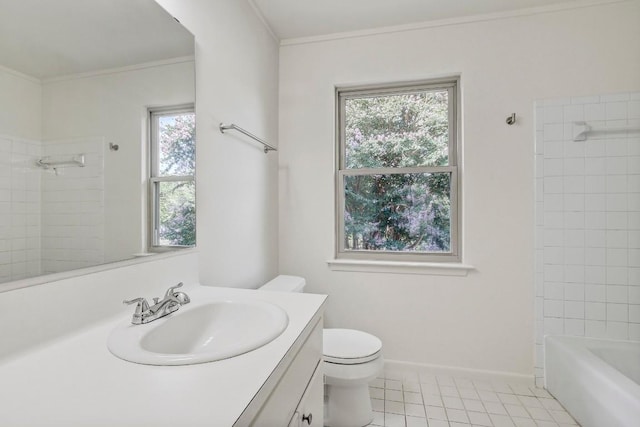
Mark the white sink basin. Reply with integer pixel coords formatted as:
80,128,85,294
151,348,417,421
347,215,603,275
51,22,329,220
107,299,289,365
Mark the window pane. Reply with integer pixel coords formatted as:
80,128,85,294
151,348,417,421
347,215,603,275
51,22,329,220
343,172,451,252
157,180,195,246
345,90,449,169
158,112,195,176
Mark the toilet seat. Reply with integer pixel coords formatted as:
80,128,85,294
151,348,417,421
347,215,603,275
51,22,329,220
323,329,382,365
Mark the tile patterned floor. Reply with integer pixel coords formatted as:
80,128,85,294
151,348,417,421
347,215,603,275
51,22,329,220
366,369,579,427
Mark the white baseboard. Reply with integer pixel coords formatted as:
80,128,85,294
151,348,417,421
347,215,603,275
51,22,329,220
383,359,535,386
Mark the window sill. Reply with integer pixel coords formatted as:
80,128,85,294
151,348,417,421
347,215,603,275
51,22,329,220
326,259,475,276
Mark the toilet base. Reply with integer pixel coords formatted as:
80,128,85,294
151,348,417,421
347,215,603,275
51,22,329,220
324,383,373,427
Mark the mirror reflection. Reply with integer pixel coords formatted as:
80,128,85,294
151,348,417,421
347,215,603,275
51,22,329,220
0,0,196,284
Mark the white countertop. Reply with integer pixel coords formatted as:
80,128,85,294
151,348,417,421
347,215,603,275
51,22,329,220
0,285,326,427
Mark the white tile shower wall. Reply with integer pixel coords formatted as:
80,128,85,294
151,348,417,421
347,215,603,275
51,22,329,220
0,135,42,282
534,92,640,386
40,138,104,274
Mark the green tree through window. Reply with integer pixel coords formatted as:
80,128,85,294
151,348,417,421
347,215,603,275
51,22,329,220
150,107,195,248
337,80,459,261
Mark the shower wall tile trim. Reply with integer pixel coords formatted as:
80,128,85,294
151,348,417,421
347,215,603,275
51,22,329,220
534,91,640,386
0,136,105,283
0,136,42,282
40,137,105,275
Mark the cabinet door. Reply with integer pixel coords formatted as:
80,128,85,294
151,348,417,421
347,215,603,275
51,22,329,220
288,411,300,427
296,363,324,427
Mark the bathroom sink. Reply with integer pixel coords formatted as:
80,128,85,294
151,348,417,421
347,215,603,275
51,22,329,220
107,299,289,365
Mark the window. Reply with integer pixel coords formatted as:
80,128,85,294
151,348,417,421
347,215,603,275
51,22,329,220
149,105,196,249
336,79,460,262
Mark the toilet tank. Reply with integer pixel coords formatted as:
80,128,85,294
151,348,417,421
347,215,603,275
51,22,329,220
260,275,306,293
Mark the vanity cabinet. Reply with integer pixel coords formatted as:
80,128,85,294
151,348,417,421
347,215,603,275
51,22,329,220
246,317,323,427
288,365,323,427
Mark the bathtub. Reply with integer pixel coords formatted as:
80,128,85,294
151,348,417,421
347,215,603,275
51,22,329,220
545,336,640,427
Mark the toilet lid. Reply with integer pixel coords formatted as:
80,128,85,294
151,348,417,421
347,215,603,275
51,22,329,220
323,329,382,365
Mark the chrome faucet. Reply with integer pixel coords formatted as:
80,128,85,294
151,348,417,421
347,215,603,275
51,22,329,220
123,282,190,325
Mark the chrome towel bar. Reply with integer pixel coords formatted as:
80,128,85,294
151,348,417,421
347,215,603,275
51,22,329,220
219,123,277,154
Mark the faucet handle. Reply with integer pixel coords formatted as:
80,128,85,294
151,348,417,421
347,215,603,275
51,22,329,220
165,282,184,297
165,282,190,305
123,297,150,315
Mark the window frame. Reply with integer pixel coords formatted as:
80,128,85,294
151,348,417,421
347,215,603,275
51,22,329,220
335,78,461,263
148,104,196,251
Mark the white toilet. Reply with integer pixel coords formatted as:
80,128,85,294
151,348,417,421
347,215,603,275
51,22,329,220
260,275,384,427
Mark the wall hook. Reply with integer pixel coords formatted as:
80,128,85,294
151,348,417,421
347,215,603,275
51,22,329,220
506,113,516,125
109,142,119,151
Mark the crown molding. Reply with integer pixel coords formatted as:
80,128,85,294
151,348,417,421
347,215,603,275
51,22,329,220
281,0,629,46
41,56,195,84
247,0,280,42
0,64,41,84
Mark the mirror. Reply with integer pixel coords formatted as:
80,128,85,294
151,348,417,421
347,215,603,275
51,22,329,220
0,0,195,285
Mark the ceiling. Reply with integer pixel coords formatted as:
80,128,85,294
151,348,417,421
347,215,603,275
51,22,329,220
0,0,194,79
251,0,608,40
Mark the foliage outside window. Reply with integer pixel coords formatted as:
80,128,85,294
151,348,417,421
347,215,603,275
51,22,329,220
336,79,460,262
149,106,195,249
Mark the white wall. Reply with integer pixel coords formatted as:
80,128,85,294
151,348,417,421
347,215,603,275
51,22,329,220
155,0,280,288
42,60,195,263
0,66,41,141
534,92,640,385
278,2,640,375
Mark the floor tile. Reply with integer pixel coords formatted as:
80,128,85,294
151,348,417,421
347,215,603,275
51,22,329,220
386,389,404,402
540,398,564,412
437,375,456,387
484,401,508,415
384,412,406,427
478,390,501,402
459,387,480,399
371,411,385,426
463,399,485,413
423,393,444,407
386,379,403,390
361,367,579,427
442,396,465,409
385,400,405,414
505,404,531,418
425,405,447,420
446,408,470,423
404,403,426,417
404,391,423,404
508,384,530,395
468,411,492,426
549,410,576,425
455,378,475,389
498,393,521,405
405,416,429,427
370,387,385,399
490,414,517,427
513,417,537,427
422,383,440,395
519,396,543,408
492,382,513,393
404,381,421,392
532,388,553,399
440,385,460,397
527,406,553,421
371,398,384,412
370,378,385,388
